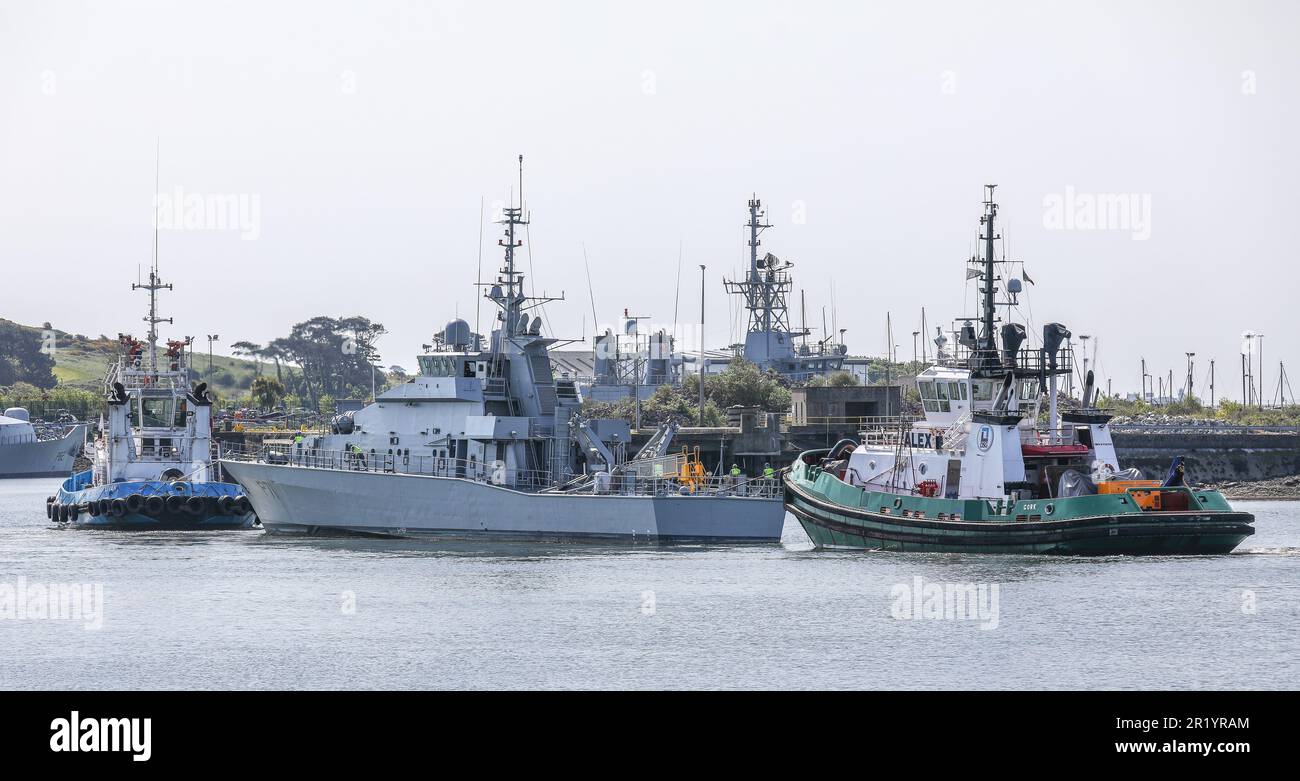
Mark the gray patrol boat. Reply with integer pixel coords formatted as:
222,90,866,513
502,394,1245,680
220,159,785,542
0,409,84,478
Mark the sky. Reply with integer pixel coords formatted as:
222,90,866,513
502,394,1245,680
1,0,1296,401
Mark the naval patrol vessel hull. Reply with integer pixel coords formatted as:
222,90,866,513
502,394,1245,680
0,425,84,478
222,460,787,542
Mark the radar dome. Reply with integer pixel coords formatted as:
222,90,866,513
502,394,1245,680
443,319,472,349
3,407,30,422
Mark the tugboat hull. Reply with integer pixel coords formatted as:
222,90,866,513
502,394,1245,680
51,470,257,530
785,475,1254,555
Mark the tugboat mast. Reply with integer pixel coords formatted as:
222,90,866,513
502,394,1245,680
976,183,1000,372
135,146,172,373
133,260,172,372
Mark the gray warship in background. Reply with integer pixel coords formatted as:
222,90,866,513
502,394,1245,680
220,159,786,542
0,408,83,478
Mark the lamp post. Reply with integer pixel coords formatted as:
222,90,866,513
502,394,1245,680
206,334,219,372
1258,333,1265,409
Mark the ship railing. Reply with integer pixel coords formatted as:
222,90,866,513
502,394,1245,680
545,470,782,499
482,377,511,397
942,412,972,451
217,442,784,498
794,415,918,430
217,442,557,490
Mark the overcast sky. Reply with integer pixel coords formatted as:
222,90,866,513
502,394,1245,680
1,0,1296,400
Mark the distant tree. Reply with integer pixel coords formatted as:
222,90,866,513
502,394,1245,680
0,321,57,389
584,384,726,427
266,316,385,409
230,341,263,375
685,358,792,413
826,371,859,387
251,376,286,409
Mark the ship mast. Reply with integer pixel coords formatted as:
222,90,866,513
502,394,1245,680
496,155,530,338
133,260,173,372
747,196,773,331
484,155,564,343
723,195,798,341
976,183,1000,372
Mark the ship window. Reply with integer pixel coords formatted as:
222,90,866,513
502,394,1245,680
1020,379,1039,400
918,381,935,399
958,382,969,400
935,382,950,412
463,361,476,378
141,398,171,428
174,400,188,427
417,356,457,376
972,381,994,401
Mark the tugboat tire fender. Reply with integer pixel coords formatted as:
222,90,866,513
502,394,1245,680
185,496,205,515
234,496,252,515
217,495,235,515
165,495,185,514
125,494,144,514
146,495,165,515
110,499,127,517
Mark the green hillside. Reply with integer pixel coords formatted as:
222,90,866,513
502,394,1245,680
0,318,264,397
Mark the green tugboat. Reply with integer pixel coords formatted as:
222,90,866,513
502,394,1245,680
784,186,1254,555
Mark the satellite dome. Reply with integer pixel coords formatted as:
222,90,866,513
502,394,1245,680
443,319,472,349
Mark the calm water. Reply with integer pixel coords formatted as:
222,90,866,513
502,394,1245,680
1,477,1297,690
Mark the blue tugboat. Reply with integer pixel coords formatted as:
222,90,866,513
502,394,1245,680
48,262,257,529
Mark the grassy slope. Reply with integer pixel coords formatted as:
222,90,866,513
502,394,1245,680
1,318,264,397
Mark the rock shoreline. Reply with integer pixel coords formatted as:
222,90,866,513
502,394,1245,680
1207,476,1300,501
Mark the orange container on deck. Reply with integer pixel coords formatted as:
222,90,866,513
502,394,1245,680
1098,480,1163,509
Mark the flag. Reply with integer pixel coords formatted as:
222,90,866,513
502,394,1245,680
966,268,982,280
1022,268,1035,285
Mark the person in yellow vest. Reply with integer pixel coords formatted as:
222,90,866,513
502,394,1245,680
763,462,775,480
729,463,742,477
